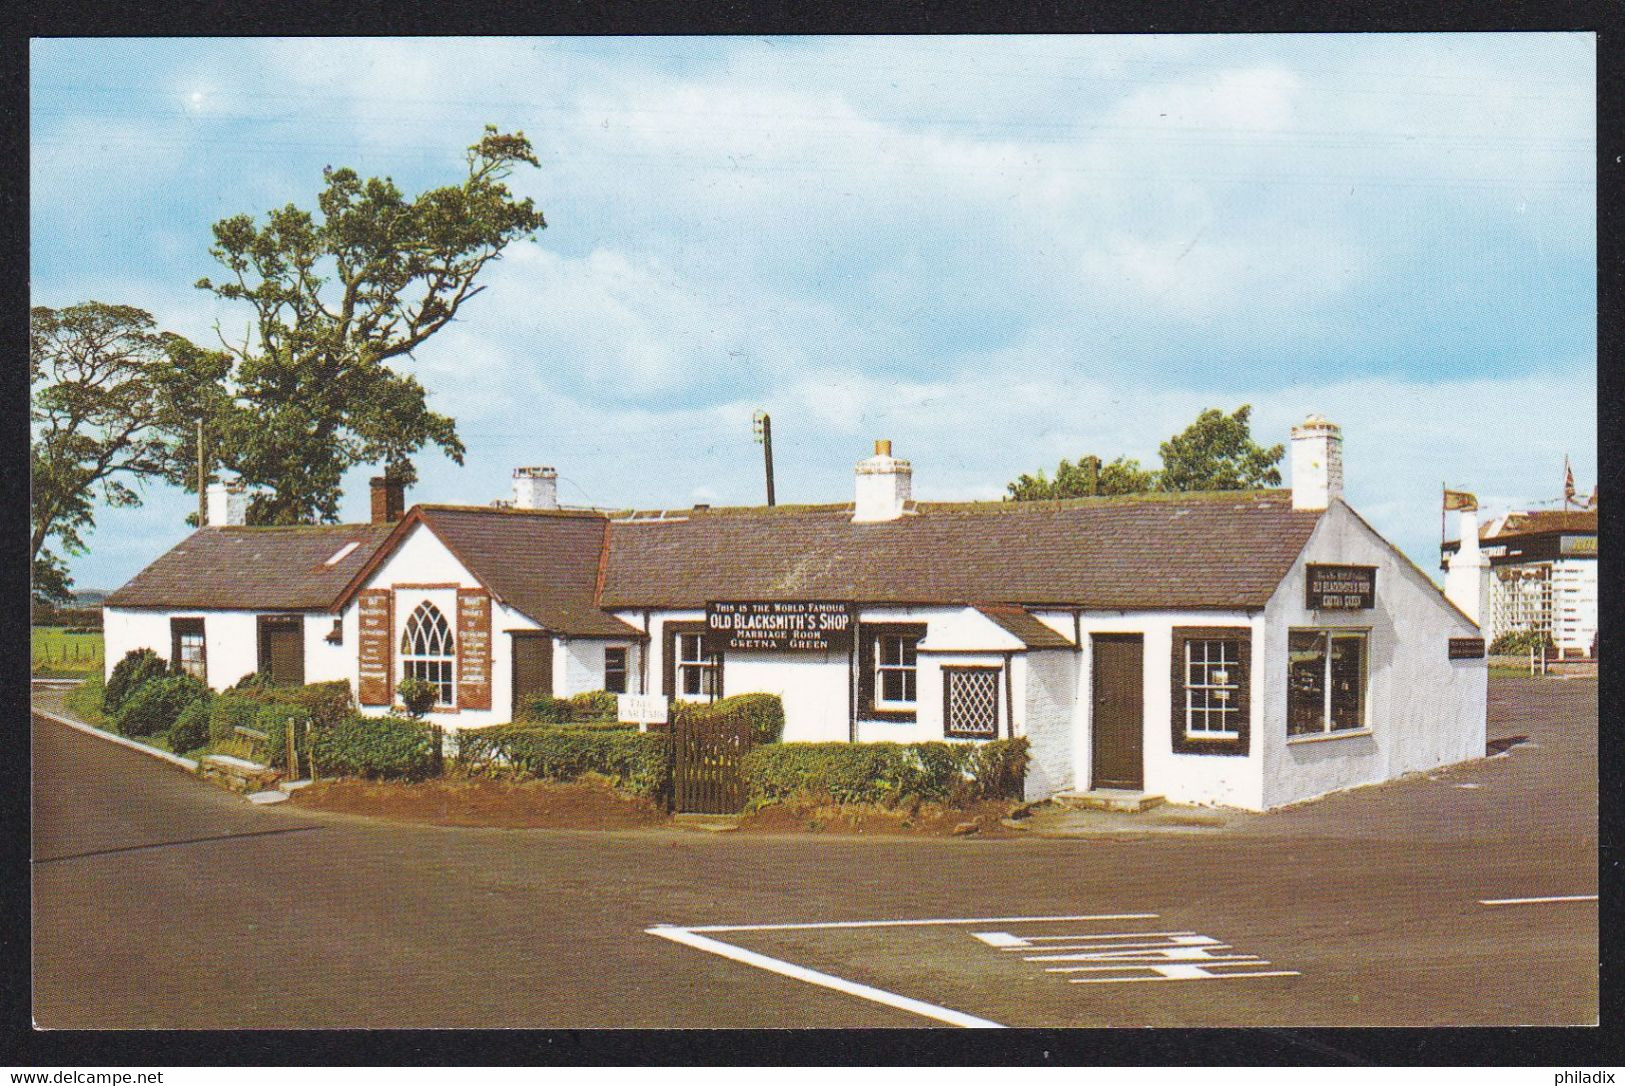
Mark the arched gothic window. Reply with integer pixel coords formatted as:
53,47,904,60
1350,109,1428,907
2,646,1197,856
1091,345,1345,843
401,600,455,707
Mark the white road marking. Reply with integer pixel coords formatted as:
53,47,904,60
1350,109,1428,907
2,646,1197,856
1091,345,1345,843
648,912,1158,1028
1478,894,1598,906
976,927,1298,984
646,924,1004,1028
1070,970,1300,984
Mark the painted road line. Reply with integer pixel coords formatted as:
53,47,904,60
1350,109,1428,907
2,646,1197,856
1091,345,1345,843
690,913,1158,934
1070,970,1299,984
1478,894,1598,906
646,925,1004,1028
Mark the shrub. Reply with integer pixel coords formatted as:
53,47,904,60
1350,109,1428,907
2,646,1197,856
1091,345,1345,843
253,702,314,773
113,673,210,739
310,714,440,781
457,724,669,799
208,692,266,744
168,696,213,755
1490,629,1554,655
397,676,437,719
741,738,1029,809
103,648,170,716
568,690,619,719
64,672,111,728
674,692,785,745
232,671,274,690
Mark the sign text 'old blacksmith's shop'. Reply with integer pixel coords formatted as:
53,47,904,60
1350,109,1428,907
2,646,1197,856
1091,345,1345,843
706,601,855,652
1305,564,1377,610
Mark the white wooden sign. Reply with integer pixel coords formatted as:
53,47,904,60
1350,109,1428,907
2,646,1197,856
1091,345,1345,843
618,693,668,728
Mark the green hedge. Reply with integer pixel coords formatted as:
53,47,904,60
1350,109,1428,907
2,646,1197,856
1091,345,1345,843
113,674,210,739
457,723,669,799
168,697,213,755
104,648,170,716
673,692,785,745
65,673,111,729
252,703,314,773
1490,629,1555,655
207,692,265,744
741,738,1029,809
309,714,441,781
520,690,621,725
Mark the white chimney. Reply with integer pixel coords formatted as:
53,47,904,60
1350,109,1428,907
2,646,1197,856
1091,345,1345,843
1444,507,1490,627
853,439,912,523
1290,414,1344,512
512,466,559,510
206,479,248,527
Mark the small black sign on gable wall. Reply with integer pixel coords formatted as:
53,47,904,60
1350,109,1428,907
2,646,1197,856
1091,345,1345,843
1305,564,1377,610
1448,637,1486,660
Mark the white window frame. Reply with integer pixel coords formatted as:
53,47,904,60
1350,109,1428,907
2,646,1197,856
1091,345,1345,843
1287,627,1370,737
1183,637,1241,739
677,632,721,700
874,633,919,710
401,600,457,708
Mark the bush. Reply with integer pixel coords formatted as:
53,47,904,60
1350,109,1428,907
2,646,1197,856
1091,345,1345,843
457,724,669,800
104,648,170,716
741,738,1029,809
397,676,437,719
1490,629,1555,655
207,692,266,744
310,714,441,781
113,673,210,739
674,692,785,745
64,672,111,728
167,696,213,755
253,702,314,773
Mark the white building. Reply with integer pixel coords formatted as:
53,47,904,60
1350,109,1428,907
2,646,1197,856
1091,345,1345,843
1441,507,1598,658
105,418,1487,811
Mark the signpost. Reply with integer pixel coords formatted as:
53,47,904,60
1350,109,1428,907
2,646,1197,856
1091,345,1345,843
705,601,855,652
618,693,669,731
1305,565,1376,611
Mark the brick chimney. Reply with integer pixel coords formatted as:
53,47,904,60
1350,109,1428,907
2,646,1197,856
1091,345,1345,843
205,480,248,526
853,439,912,523
512,466,559,510
370,476,406,524
1290,415,1343,512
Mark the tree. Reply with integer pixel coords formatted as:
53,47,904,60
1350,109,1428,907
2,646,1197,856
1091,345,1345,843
1005,454,1158,501
196,126,548,525
30,302,228,604
1157,404,1283,492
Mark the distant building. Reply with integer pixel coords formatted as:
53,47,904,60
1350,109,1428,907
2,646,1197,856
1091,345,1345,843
1441,506,1598,658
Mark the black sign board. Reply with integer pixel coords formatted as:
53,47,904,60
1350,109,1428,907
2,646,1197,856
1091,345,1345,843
1448,637,1486,660
706,601,855,652
1305,564,1376,610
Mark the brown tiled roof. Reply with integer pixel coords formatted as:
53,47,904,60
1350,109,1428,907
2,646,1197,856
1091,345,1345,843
601,490,1322,611
973,604,1076,649
1485,509,1597,538
410,506,639,637
104,522,396,611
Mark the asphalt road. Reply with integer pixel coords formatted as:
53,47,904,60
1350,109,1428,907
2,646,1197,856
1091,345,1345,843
31,679,1597,1029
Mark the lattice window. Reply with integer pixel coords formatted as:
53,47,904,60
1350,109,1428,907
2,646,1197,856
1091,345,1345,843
400,600,455,707
944,667,1000,738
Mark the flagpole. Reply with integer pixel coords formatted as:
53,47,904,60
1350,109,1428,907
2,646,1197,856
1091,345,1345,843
1441,481,1446,547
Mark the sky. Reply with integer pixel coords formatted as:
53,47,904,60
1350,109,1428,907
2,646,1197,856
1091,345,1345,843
30,34,1596,591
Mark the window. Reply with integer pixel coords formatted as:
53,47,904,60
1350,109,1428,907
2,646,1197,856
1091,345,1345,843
400,600,456,707
604,647,628,694
170,618,206,682
943,666,1000,738
1182,638,1241,737
678,633,722,699
1287,629,1368,737
875,634,919,707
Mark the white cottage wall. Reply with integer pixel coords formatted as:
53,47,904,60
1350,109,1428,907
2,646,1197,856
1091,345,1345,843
102,607,287,693
1021,647,1077,800
1260,500,1486,809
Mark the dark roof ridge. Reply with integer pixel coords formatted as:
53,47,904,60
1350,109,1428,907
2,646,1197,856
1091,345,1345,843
613,488,1292,522
416,503,610,520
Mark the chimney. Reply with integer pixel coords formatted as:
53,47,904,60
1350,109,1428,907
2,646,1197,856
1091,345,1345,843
1444,507,1490,627
1290,415,1343,512
205,479,248,527
370,476,406,524
853,439,912,523
512,466,559,510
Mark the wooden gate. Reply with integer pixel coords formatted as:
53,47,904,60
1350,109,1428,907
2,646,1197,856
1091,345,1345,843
672,708,754,814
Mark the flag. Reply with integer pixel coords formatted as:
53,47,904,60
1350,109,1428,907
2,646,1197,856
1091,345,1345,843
1443,489,1477,511
1564,457,1576,507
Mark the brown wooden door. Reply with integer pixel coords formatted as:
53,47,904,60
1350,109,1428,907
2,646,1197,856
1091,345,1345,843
257,616,305,686
511,633,553,718
1091,633,1144,790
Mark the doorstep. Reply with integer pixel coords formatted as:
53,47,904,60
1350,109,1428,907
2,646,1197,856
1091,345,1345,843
1052,788,1166,814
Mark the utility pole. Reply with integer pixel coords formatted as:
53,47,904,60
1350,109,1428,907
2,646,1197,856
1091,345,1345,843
752,410,776,507
196,418,207,527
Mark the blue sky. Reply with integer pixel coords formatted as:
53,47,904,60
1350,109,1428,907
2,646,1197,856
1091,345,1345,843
31,34,1596,590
